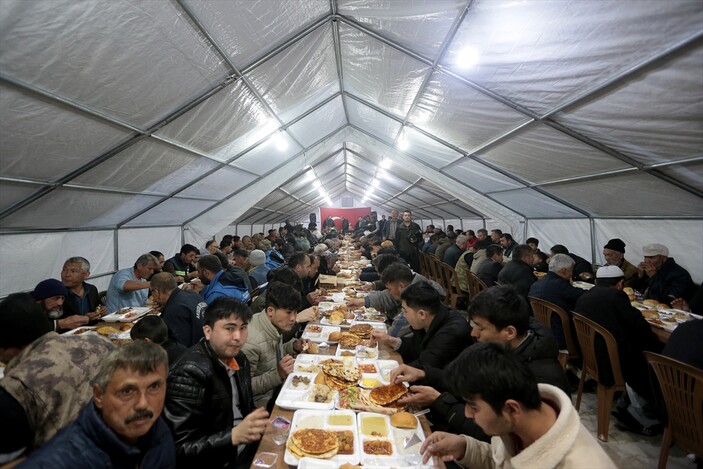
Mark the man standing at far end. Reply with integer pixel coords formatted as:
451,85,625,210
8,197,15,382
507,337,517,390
164,297,270,468
395,210,422,272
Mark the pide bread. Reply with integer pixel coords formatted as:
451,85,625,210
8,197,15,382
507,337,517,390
328,331,343,342
643,299,659,307
286,429,338,459
368,383,408,406
390,411,417,429
641,309,659,319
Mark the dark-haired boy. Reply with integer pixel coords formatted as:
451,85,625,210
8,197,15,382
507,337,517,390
130,315,188,366
420,343,615,468
373,279,469,369
241,282,307,407
164,297,269,468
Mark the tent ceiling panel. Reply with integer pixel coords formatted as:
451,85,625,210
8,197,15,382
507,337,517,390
0,188,162,230
287,96,348,148
490,188,586,219
178,166,259,200
247,25,340,123
345,96,401,142
229,133,303,175
0,0,230,128
339,23,430,117
443,158,525,194
409,72,532,155
305,150,345,181
657,163,703,192
0,86,134,182
0,182,41,214
478,124,631,185
337,0,466,62
153,80,276,162
183,0,330,70
124,199,216,227
401,126,462,169
554,44,703,166
72,140,220,194
546,173,703,217
443,0,703,115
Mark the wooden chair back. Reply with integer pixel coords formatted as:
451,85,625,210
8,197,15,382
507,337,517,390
466,272,488,300
437,262,466,309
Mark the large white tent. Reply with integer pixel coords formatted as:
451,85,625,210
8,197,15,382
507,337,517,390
1,0,702,295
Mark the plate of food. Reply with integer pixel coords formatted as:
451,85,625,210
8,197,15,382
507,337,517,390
62,326,98,336
357,411,425,467
284,409,360,466
302,325,342,343
275,372,337,411
101,307,155,323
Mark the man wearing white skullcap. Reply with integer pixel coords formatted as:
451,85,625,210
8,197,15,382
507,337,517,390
576,265,664,436
634,243,694,305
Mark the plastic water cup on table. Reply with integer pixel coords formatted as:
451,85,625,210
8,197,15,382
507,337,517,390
271,416,291,445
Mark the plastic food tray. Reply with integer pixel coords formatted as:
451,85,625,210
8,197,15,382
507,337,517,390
101,307,154,323
275,372,336,411
357,412,426,467
302,325,341,343
284,409,360,466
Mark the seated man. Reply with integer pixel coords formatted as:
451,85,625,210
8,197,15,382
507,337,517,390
196,254,251,305
163,244,200,284
19,342,175,468
443,234,467,268
164,297,270,468
32,278,89,332
373,280,470,369
549,244,593,281
420,342,615,468
230,249,254,293
106,253,159,313
247,249,270,287
477,244,504,287
150,272,206,348
0,293,114,464
60,256,102,320
576,265,663,435
131,315,188,366
602,238,638,288
528,253,585,350
499,233,519,258
497,244,536,298
634,243,694,304
242,282,306,407
391,285,568,438
526,238,549,272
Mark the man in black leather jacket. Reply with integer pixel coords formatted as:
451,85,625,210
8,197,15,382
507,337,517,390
164,297,270,468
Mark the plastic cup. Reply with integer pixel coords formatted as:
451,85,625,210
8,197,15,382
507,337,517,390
271,416,291,445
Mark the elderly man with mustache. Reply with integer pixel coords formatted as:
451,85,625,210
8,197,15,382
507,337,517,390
18,341,175,468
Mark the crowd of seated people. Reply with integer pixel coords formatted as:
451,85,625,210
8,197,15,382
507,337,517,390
0,212,700,468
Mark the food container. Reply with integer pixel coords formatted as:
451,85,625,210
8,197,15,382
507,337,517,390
252,452,278,468
284,409,360,466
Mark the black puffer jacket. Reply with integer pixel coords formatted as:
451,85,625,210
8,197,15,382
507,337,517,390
497,259,536,298
164,340,254,468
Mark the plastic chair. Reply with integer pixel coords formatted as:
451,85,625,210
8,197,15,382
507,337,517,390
572,312,627,441
426,254,441,283
528,297,580,370
466,272,488,300
644,352,703,469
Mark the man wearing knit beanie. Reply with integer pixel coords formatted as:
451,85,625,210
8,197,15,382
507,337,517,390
32,278,89,332
602,238,638,288
0,293,114,463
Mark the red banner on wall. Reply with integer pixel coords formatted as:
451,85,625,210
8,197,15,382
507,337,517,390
319,207,372,232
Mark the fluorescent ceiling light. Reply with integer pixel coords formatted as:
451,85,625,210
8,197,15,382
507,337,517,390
273,132,288,151
313,179,321,189
380,159,392,169
456,46,479,69
397,138,409,151
305,170,315,182
371,179,379,188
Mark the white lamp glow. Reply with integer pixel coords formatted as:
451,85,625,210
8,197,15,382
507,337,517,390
313,179,321,189
273,132,288,151
397,138,409,151
380,159,392,169
456,46,479,69
371,178,379,188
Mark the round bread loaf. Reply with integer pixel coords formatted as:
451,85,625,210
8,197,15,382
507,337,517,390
390,411,417,429
328,331,342,341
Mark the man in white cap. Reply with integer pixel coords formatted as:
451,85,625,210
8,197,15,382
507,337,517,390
634,243,694,305
247,249,269,287
575,265,663,436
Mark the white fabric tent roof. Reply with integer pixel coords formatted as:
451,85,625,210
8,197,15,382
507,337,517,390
1,0,702,293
